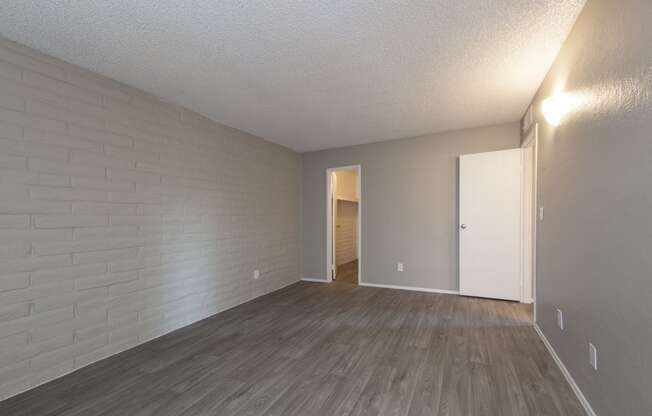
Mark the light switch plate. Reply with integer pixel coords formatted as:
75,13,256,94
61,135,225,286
557,308,564,330
589,343,598,370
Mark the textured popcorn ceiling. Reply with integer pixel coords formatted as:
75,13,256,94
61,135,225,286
0,1,585,152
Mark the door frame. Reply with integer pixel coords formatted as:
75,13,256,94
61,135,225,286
326,165,361,283
521,124,538,317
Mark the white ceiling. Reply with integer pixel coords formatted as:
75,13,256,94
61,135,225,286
0,1,585,152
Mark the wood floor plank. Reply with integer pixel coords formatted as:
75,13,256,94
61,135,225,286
0,275,585,416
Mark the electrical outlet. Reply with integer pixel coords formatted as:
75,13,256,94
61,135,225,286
254,269,260,280
557,309,564,330
589,342,598,370
397,263,404,272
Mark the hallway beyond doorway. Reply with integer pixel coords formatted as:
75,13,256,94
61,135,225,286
334,260,358,286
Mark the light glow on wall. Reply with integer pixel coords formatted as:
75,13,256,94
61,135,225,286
541,91,581,126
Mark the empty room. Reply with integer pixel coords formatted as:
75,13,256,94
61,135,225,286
0,1,650,415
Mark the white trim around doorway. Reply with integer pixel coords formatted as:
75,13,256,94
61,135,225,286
521,124,538,314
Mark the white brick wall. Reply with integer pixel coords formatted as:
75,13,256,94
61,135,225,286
0,36,301,400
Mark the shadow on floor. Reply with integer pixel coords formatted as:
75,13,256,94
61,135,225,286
334,259,358,286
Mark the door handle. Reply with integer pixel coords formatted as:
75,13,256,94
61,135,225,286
460,224,467,229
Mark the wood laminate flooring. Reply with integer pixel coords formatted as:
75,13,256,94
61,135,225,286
0,281,584,416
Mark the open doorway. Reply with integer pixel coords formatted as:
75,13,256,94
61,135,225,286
522,124,538,317
326,165,361,286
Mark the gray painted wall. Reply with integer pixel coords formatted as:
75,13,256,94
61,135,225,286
302,123,520,290
0,37,300,400
524,1,652,414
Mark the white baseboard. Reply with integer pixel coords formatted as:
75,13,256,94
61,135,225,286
301,277,329,283
534,324,597,416
358,281,459,295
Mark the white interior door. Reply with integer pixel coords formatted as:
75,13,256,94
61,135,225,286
459,149,522,301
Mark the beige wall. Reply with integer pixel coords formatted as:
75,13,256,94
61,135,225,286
302,122,520,289
335,170,358,201
0,37,301,400
524,1,652,414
